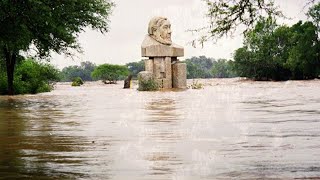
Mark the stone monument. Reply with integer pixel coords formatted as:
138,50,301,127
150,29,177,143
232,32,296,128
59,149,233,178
138,16,187,89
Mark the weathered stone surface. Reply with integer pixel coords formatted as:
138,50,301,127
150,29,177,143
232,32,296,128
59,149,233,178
144,59,153,73
151,57,172,88
172,62,187,89
163,57,172,88
138,71,158,91
141,36,184,57
153,57,164,79
138,71,153,82
148,17,172,45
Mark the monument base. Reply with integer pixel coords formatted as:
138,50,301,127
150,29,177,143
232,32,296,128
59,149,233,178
172,62,187,89
142,58,187,89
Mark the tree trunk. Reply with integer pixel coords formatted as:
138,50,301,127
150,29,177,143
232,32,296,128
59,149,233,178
4,48,16,95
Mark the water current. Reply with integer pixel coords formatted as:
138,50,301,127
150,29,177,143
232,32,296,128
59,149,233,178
0,78,319,179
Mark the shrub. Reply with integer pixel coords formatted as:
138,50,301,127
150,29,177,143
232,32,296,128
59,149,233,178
188,80,204,89
138,78,159,91
0,58,60,95
71,77,84,86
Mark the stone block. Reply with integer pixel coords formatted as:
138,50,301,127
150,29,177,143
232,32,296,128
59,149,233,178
138,71,159,91
163,57,172,88
141,36,184,57
153,57,164,79
144,59,153,73
172,62,187,89
138,71,153,82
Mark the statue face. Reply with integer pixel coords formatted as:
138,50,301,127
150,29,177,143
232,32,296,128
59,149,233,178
153,19,172,45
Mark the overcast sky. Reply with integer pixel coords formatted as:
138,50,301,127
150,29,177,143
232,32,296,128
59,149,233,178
50,0,311,69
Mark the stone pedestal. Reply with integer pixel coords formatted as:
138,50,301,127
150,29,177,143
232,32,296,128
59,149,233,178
172,62,187,89
145,59,153,73
140,35,187,90
138,71,153,82
144,57,172,89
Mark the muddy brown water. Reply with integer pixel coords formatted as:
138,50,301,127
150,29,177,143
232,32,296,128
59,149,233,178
0,78,319,179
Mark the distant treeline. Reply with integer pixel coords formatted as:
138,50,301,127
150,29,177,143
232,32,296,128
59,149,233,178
125,56,237,79
185,56,237,79
59,61,129,83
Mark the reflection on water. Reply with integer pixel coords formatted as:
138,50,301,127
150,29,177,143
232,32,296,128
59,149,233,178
0,98,90,179
0,79,320,179
144,98,183,178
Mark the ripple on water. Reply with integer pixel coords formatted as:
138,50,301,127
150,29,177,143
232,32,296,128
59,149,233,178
0,79,320,179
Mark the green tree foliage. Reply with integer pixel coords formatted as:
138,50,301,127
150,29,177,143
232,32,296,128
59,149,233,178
185,56,237,78
126,60,145,78
211,59,237,78
286,21,320,79
91,64,129,84
0,58,60,95
196,0,316,45
60,61,96,82
308,2,320,31
234,18,320,80
0,60,8,93
137,78,159,91
71,77,84,87
185,56,215,78
0,0,114,95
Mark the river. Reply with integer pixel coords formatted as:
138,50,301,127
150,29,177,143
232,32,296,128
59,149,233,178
0,78,319,179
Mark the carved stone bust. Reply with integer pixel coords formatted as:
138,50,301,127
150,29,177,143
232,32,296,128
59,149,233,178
142,16,184,57
148,17,172,45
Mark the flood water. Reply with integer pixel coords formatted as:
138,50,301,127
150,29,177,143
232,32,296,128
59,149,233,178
0,78,319,179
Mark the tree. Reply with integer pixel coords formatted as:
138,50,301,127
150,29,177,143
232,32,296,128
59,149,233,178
0,1,114,95
1,58,60,95
308,2,320,31
233,19,320,80
60,61,96,82
185,56,215,78
91,64,129,84
211,59,237,78
233,47,255,78
195,0,317,45
285,21,320,79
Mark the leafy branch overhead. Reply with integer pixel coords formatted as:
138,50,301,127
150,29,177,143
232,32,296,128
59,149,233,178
0,0,115,57
194,0,318,46
0,0,114,95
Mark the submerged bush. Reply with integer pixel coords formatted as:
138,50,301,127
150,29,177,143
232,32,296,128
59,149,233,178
138,78,159,91
0,59,60,95
188,80,204,89
71,77,84,86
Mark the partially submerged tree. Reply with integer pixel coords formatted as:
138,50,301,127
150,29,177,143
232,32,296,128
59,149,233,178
0,58,60,95
91,64,129,84
0,0,114,95
233,19,320,80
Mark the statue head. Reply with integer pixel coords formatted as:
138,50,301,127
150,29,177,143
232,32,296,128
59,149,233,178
148,17,172,45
